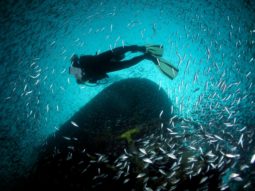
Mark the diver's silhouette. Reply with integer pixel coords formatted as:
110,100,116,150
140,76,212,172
69,45,178,84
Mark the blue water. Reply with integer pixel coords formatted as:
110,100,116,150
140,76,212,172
0,0,255,190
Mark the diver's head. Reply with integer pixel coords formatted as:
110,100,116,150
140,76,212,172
69,54,83,83
69,65,83,82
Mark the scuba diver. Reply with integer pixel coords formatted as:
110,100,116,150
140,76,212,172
69,44,178,84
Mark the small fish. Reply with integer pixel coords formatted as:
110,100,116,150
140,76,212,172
115,162,122,168
139,148,147,155
229,173,240,179
251,154,255,164
144,186,153,191
61,68,66,74
193,88,200,92
126,164,130,173
120,154,128,160
143,158,153,164
240,165,249,171
54,126,59,130
136,173,146,178
170,105,174,115
123,178,130,184
246,71,251,78
124,149,130,156
193,72,198,83
188,146,196,151
60,86,65,91
197,167,202,175
171,178,180,185
50,41,56,46
214,134,224,141
169,115,177,124
35,79,40,85
159,80,162,91
66,152,72,160
184,59,190,75
238,134,244,148
5,96,11,100
218,161,224,168
155,156,163,161
71,121,79,127
30,62,36,67
29,73,40,79
168,171,176,179
188,157,197,162
248,82,253,89
206,150,215,157
110,24,113,32
159,169,166,175
63,136,71,141
199,147,203,154
159,147,166,153
225,153,240,158
115,36,120,43
167,153,177,160
224,123,234,127
23,84,28,92
159,110,163,119
199,176,208,184
233,177,243,182
239,126,246,132
243,182,251,189
224,106,231,115
67,146,74,150
220,185,229,191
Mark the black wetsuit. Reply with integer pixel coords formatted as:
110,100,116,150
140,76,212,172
73,45,155,83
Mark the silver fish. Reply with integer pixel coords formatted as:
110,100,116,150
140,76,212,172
225,153,240,158
199,176,208,184
71,121,79,127
46,104,49,112
29,73,40,79
136,173,146,178
167,153,177,160
63,136,71,141
251,154,255,164
139,148,147,155
158,169,166,175
123,178,130,184
238,134,244,148
159,110,164,119
143,158,153,164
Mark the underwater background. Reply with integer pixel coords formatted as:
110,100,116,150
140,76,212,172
0,0,255,190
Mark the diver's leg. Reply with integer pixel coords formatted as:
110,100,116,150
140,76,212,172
98,45,146,61
105,54,149,72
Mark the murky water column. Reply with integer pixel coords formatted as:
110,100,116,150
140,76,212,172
0,0,255,190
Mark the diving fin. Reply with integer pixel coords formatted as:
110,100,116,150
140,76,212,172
156,57,179,79
145,44,164,57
